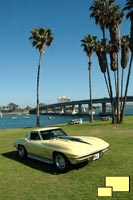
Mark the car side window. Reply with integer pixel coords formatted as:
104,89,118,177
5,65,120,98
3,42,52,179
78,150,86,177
30,132,40,140
41,131,54,140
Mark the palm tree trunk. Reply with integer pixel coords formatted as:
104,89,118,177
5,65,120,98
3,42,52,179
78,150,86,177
102,38,115,123
104,73,110,97
120,68,124,112
88,57,93,122
106,64,116,123
36,52,42,127
120,53,133,123
114,71,117,94
116,55,120,123
129,17,133,52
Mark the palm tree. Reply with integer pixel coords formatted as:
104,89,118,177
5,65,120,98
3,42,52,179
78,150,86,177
120,35,130,111
89,0,116,123
90,0,125,123
81,35,97,122
120,0,133,123
29,27,54,127
89,0,110,39
108,4,123,123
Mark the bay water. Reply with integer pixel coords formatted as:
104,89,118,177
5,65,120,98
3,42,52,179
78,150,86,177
0,107,133,130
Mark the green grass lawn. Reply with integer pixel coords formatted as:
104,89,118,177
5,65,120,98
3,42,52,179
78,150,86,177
0,117,133,200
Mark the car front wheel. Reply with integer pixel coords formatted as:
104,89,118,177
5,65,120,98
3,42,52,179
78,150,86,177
54,153,69,172
18,145,27,158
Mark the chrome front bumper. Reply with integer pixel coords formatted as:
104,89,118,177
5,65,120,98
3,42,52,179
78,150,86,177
69,147,110,165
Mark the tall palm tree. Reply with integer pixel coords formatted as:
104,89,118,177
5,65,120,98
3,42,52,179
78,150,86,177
29,27,54,127
120,0,133,123
81,35,97,122
89,0,116,123
120,35,130,111
108,4,123,123
90,0,124,123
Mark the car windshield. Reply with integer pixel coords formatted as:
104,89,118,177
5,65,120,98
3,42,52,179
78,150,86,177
40,128,68,140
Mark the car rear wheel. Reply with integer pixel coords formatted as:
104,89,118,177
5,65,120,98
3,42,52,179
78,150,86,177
18,145,27,158
54,153,69,172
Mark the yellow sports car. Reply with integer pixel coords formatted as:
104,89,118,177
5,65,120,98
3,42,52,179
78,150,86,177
13,127,109,172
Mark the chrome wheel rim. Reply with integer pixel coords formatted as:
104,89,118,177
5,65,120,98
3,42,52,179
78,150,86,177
55,155,66,170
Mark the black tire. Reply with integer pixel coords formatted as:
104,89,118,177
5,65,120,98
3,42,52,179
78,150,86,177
54,153,70,172
18,145,27,158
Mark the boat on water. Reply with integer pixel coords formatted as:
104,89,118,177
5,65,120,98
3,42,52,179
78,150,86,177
12,116,17,119
24,115,29,119
48,116,55,120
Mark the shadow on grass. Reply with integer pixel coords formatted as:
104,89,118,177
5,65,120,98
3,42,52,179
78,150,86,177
1,151,88,174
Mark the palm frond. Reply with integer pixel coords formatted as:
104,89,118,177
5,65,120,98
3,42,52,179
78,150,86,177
29,27,54,53
81,35,97,57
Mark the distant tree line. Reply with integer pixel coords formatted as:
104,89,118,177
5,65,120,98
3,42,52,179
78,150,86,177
0,103,31,113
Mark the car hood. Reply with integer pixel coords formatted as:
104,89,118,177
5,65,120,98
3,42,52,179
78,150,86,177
42,136,109,156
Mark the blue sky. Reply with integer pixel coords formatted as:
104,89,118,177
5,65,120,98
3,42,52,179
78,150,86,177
0,0,132,108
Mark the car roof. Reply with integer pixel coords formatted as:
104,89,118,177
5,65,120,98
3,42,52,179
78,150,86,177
31,127,61,132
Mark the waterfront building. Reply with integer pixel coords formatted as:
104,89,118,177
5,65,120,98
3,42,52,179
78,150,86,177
57,96,71,103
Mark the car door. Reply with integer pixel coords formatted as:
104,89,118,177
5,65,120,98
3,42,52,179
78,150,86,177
39,131,55,159
25,131,44,157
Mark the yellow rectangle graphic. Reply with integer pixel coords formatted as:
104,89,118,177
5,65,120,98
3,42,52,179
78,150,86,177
106,176,130,192
98,187,112,197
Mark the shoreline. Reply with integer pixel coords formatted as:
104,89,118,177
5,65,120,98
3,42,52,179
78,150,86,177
1,111,29,115
0,115,133,132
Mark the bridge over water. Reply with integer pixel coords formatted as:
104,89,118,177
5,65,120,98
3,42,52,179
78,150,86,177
29,96,133,116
